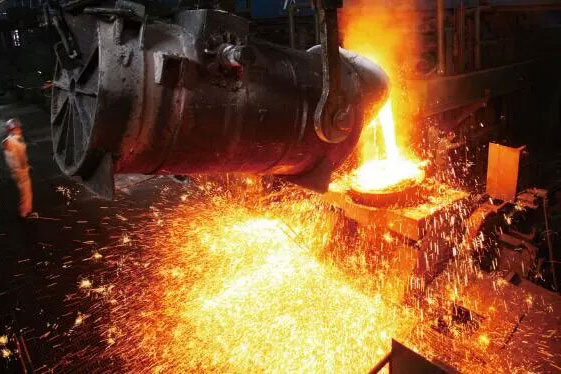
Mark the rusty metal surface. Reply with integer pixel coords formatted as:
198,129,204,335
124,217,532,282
406,274,561,373
486,143,525,202
497,232,538,277
406,60,540,116
48,7,389,198
325,180,472,292
436,0,445,75
504,281,561,373
324,180,469,241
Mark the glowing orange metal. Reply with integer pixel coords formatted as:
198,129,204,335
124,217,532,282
339,1,426,193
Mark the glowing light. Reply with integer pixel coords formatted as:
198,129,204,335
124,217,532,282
478,334,490,347
339,1,426,193
100,197,417,372
74,313,85,327
0,336,7,346
352,158,425,192
61,179,546,373
382,232,393,243
79,279,92,289
379,100,399,160
350,100,425,192
52,1,549,370
1,348,11,359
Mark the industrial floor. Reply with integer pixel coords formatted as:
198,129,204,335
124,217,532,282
0,99,186,372
0,99,560,373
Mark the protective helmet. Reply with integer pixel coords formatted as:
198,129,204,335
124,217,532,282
5,118,22,132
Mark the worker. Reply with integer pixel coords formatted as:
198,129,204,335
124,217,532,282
2,118,33,218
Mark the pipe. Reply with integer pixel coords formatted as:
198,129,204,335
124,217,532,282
437,0,446,75
289,1,296,48
458,0,465,74
314,10,320,44
543,196,559,293
288,1,312,49
474,6,492,70
475,5,481,70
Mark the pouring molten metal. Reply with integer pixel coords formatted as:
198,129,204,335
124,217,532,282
336,1,427,196
351,99,426,194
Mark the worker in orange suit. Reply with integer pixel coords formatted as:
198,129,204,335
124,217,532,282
2,118,33,218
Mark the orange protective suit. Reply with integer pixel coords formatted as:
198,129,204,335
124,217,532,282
2,131,32,217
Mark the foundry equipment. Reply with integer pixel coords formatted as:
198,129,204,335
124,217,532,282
242,0,561,194
45,0,389,198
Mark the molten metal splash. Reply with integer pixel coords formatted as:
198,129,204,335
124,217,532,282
100,192,417,373
67,181,549,374
56,179,554,373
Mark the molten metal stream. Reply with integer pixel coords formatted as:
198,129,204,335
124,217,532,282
340,0,426,193
352,100,425,192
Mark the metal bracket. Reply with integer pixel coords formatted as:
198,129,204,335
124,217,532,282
82,1,146,47
154,52,192,86
311,0,351,144
45,0,80,60
83,0,145,21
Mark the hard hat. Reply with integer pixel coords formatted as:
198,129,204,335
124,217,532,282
5,118,22,132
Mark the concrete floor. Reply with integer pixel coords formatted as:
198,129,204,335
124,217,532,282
0,99,183,372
